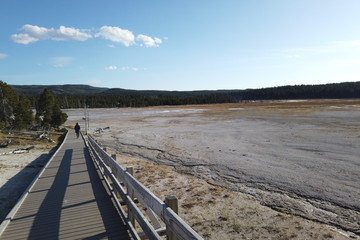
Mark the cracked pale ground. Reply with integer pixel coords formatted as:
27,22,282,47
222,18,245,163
5,100,357,240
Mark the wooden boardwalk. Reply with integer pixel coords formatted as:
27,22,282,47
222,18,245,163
0,131,132,240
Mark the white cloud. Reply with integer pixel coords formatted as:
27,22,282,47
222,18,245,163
0,53,8,59
121,66,143,71
95,26,135,47
11,24,92,44
11,33,39,44
53,26,92,41
11,24,163,48
22,24,50,39
105,65,117,71
51,57,74,67
136,34,162,47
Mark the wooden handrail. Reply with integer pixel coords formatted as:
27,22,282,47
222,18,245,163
87,135,203,240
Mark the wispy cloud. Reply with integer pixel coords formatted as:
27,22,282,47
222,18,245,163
95,26,135,47
0,53,8,59
105,65,117,71
136,34,162,47
11,25,92,44
105,65,144,71
51,57,74,67
121,66,143,71
11,24,163,47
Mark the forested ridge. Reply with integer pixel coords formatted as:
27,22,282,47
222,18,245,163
18,81,360,108
241,81,360,100
6,81,360,109
2,80,359,130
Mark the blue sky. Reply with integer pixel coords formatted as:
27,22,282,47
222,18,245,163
1,0,360,90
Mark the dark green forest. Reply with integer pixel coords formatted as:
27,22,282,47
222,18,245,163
241,81,360,100
2,80,359,130
21,81,360,108
1,81,67,130
32,93,234,109
9,81,360,109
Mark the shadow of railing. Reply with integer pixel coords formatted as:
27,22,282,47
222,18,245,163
83,147,131,240
27,149,72,239
0,131,133,239
0,150,57,223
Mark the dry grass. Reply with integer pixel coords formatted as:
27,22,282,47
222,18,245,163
0,131,62,171
0,132,61,151
147,99,360,110
107,150,351,240
67,100,359,239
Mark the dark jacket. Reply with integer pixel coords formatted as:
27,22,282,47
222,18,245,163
75,123,80,133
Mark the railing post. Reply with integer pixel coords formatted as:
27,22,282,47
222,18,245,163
87,137,202,240
165,196,179,240
126,167,135,227
110,154,121,198
99,147,112,186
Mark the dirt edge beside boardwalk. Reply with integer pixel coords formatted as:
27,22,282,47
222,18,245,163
99,146,357,240
0,132,62,224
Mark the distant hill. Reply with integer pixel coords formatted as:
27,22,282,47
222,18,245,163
11,84,239,97
11,84,109,96
100,88,239,97
240,81,360,100
11,81,360,108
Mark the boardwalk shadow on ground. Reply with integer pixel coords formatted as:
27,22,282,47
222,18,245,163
0,152,54,223
27,149,72,239
25,146,131,239
0,134,132,240
82,147,131,240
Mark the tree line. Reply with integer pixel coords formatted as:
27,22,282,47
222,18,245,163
26,93,234,109
41,81,359,108
1,81,67,131
239,82,360,100
2,80,359,130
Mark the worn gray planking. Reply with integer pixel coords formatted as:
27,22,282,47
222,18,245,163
0,132,131,240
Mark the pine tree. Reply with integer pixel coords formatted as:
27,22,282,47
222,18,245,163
13,95,34,130
50,103,68,128
36,88,67,129
0,81,17,129
36,88,54,129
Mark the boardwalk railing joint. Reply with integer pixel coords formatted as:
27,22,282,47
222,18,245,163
87,134,203,240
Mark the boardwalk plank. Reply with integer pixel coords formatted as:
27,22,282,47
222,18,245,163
0,132,132,240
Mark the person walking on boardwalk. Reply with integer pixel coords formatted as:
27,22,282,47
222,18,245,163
75,122,81,138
